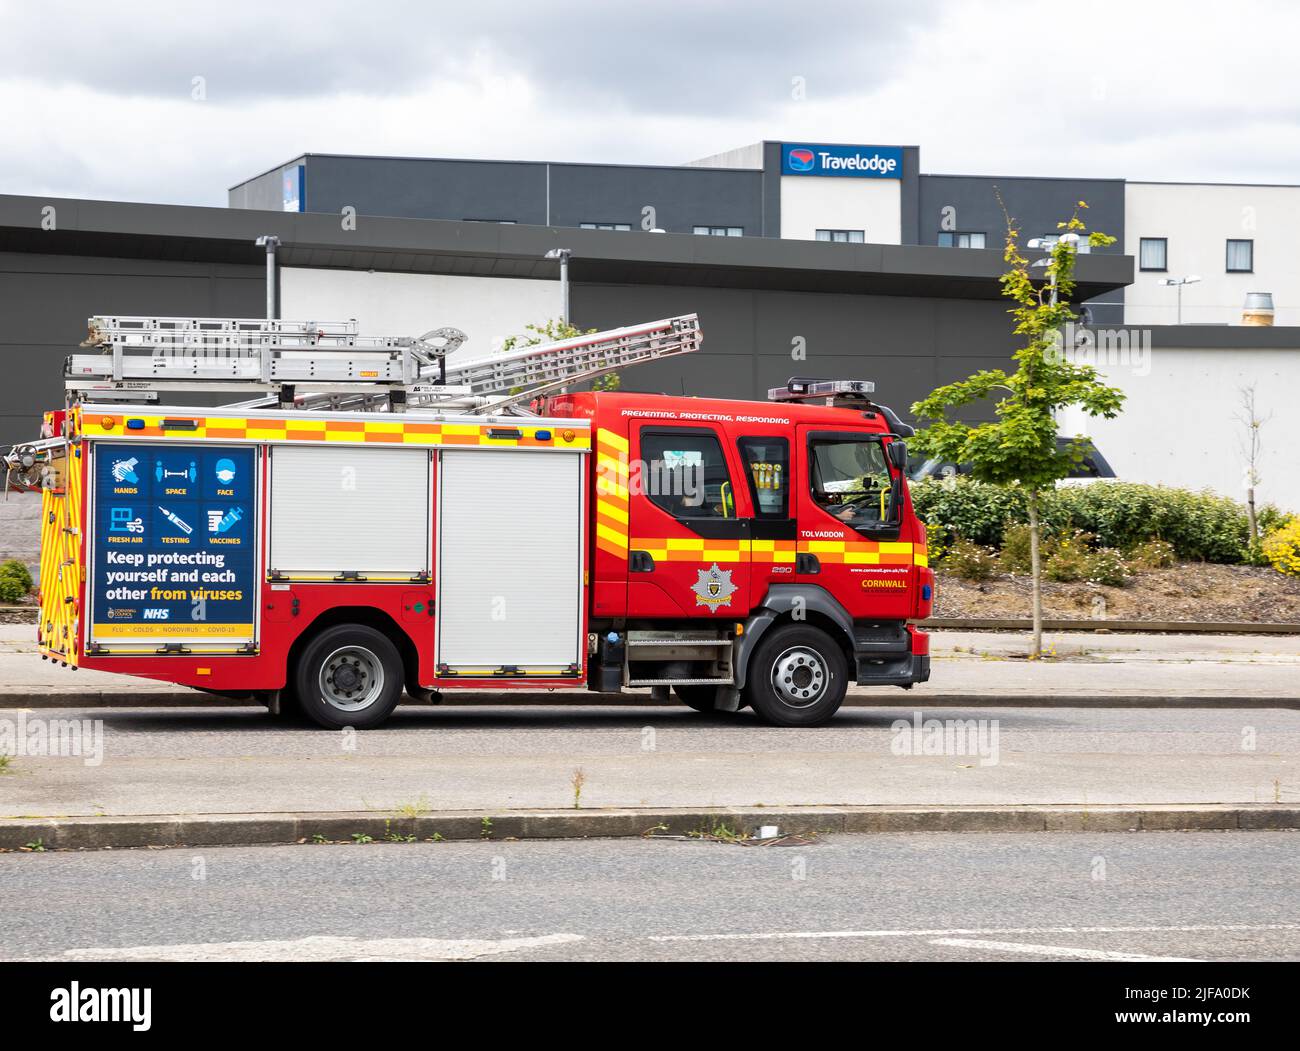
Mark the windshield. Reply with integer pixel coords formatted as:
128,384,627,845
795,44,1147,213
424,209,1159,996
810,438,897,531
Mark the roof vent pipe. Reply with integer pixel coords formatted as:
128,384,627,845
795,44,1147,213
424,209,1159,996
1243,292,1274,326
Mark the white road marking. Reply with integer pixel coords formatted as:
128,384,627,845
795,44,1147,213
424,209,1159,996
51,933,584,962
649,923,1300,942
929,938,1200,962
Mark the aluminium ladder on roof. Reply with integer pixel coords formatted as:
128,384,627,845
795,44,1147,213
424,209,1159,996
63,314,703,415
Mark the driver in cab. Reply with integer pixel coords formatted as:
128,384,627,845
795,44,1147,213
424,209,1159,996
812,441,891,527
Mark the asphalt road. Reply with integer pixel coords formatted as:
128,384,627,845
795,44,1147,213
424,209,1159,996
2,831,1296,962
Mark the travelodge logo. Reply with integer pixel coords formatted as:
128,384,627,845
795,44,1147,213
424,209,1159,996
781,143,904,179
786,148,816,172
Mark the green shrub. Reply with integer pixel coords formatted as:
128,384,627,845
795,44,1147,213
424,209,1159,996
0,575,27,604
999,521,1035,573
0,559,32,593
1128,538,1176,569
1040,531,1132,586
1042,530,1095,582
910,478,1025,548
1086,547,1132,587
943,538,1000,581
911,477,1277,565
1046,483,1250,563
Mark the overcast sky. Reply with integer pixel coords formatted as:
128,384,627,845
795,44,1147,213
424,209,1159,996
2,0,1298,206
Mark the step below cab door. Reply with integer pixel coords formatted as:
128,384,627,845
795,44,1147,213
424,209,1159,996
625,425,751,619
793,425,915,620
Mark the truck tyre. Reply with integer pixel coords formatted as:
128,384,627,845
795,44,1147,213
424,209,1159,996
295,624,405,730
673,685,717,712
743,623,848,727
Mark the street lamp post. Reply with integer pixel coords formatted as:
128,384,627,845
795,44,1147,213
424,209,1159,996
255,235,281,320
1158,276,1201,325
544,248,572,325
1027,234,1080,308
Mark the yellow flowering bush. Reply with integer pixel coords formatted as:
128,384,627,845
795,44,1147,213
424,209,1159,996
1262,519,1300,576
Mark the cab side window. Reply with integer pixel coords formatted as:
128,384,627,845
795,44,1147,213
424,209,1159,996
809,437,896,528
640,429,735,519
738,437,789,519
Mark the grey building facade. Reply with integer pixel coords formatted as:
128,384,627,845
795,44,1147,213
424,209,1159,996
229,142,1124,321
0,193,1132,444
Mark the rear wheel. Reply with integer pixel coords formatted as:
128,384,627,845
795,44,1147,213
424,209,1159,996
295,624,404,730
743,624,848,727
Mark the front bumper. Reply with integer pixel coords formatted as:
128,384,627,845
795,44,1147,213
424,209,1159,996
853,623,930,687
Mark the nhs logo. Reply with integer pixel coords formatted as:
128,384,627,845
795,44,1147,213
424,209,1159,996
781,143,903,178
142,608,170,620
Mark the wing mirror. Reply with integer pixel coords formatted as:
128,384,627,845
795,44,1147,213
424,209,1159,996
887,440,908,472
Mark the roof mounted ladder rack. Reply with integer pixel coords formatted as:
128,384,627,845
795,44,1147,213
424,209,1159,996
64,314,702,416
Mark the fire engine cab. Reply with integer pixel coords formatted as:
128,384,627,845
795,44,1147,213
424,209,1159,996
8,313,932,729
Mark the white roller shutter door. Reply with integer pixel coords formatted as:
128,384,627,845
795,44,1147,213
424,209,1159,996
270,445,430,577
437,449,583,670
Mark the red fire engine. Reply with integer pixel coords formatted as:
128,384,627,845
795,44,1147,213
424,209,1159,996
7,313,932,729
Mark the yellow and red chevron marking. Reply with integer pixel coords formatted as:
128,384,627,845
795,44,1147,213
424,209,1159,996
797,539,923,566
594,428,630,559
38,424,82,667
751,539,797,564
83,413,590,449
623,538,924,566
630,537,749,563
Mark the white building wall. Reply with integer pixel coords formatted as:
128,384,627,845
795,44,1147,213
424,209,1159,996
779,176,902,244
685,143,763,169
1065,346,1300,514
1125,182,1300,327
280,268,562,363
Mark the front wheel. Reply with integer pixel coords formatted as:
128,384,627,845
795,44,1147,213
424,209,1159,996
743,624,848,727
295,624,404,730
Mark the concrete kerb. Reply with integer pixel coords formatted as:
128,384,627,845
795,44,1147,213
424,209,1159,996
2,805,1298,852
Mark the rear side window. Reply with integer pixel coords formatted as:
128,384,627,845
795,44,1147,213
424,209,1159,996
639,429,736,519
737,437,789,518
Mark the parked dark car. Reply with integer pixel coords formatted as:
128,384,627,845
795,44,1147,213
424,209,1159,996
909,437,1117,485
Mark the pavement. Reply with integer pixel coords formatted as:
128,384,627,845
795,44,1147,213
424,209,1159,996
2,626,1299,847
3,832,1297,961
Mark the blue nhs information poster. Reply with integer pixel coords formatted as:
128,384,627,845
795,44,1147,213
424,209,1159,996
91,444,256,640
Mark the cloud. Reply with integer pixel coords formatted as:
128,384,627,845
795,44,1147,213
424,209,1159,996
0,0,936,110
1,0,1298,206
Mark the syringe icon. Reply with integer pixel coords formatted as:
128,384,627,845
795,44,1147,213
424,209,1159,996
156,506,193,535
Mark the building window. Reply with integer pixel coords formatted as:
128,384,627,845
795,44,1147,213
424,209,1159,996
580,222,631,231
937,231,986,249
815,229,865,243
1226,239,1254,273
692,225,743,237
1139,238,1168,272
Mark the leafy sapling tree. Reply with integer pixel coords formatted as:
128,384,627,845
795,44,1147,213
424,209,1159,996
910,203,1126,657
502,319,620,391
1235,384,1271,546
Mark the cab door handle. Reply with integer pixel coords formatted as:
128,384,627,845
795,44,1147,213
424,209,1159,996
630,551,655,573
796,553,820,574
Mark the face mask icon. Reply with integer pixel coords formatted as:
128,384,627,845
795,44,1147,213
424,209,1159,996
215,458,237,485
